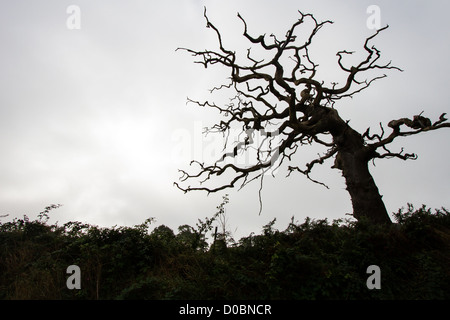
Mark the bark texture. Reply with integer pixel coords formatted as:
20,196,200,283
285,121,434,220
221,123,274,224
330,115,391,224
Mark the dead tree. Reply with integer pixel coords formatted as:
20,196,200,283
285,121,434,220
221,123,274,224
174,9,449,225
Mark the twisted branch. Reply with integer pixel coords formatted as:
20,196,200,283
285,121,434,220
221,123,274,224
174,8,449,200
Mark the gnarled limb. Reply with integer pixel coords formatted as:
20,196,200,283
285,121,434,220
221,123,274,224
366,113,449,151
175,8,449,224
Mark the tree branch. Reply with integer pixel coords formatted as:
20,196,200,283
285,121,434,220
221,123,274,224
175,9,449,201
367,113,450,160
287,146,338,188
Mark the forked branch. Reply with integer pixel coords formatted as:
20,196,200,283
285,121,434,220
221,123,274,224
175,9,449,202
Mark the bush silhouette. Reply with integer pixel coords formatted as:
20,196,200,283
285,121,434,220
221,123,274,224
0,203,449,299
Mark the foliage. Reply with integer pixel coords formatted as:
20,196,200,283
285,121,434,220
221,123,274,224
0,203,449,300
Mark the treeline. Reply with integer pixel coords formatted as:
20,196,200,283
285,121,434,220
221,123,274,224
0,200,449,300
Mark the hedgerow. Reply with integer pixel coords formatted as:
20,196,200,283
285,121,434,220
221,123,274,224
0,202,449,299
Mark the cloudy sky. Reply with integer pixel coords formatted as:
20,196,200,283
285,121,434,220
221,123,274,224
1,0,449,239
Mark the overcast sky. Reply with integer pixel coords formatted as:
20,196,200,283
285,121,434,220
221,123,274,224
1,0,449,240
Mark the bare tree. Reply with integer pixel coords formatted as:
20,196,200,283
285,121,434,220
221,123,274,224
174,9,449,225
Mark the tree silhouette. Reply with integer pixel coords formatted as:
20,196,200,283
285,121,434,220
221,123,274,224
175,9,449,225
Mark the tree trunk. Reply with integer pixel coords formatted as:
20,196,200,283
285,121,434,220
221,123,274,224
331,120,392,225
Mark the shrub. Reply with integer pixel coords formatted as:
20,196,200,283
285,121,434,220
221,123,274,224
0,203,449,299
